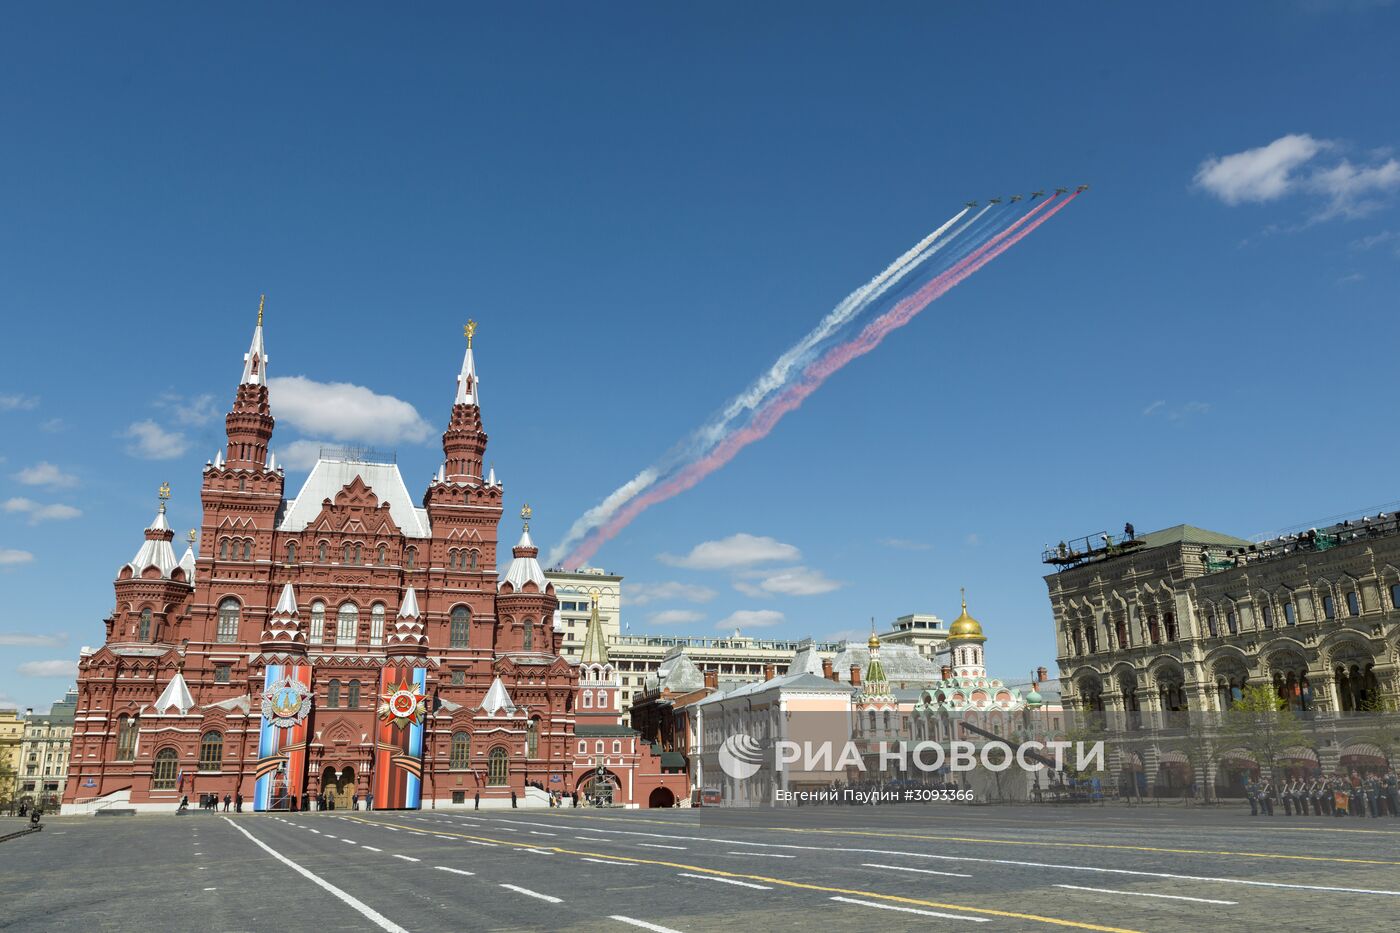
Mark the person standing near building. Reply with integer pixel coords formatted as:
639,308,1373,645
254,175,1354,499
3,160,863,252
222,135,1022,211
235,791,243,813
1245,779,1259,816
366,791,373,811
474,790,480,810
223,793,231,812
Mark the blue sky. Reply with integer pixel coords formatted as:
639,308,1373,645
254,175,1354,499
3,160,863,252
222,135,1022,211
3,2,1400,710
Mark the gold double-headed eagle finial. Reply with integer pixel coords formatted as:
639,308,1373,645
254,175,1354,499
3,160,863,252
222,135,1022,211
187,529,198,544
521,502,532,530
158,481,171,511
465,319,477,348
257,294,265,327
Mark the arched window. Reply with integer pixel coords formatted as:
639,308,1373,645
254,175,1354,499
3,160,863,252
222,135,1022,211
612,740,621,754
1391,583,1400,609
1283,602,1296,625
318,541,328,562
597,690,608,709
310,601,325,643
578,740,586,754
583,690,593,708
596,740,604,754
353,543,362,565
219,538,228,559
522,621,533,650
377,544,387,566
451,732,471,769
217,598,240,643
526,719,539,758
337,604,358,645
469,550,479,571
347,680,361,709
138,608,152,642
370,603,385,646
286,541,297,563
450,606,470,648
199,731,223,771
116,715,137,761
488,747,509,785
1323,595,1336,620
343,543,353,564
327,679,341,708
405,546,416,570
242,540,252,561
152,748,179,789
1346,591,1360,616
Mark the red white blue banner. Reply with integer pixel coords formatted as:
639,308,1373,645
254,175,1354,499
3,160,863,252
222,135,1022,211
254,664,312,811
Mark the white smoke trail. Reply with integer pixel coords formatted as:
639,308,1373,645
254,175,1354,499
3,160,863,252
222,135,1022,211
546,206,979,567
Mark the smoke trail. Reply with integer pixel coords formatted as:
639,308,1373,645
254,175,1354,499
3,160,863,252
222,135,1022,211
545,206,979,566
562,194,1079,567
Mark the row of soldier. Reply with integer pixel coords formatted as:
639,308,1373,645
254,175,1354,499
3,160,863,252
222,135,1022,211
1246,771,1400,818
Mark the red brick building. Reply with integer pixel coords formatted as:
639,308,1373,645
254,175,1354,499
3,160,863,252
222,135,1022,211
64,315,685,812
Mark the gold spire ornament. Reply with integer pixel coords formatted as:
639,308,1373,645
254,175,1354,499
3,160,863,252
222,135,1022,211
158,481,171,511
257,294,265,327
520,502,532,530
465,320,477,348
187,529,198,545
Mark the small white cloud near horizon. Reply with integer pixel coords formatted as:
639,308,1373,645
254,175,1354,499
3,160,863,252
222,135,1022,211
18,659,79,678
124,420,189,459
649,609,706,625
1195,134,1326,205
716,609,785,630
4,497,82,524
268,376,433,446
0,632,67,647
0,548,36,566
659,533,801,571
14,461,77,488
734,566,842,597
627,582,718,607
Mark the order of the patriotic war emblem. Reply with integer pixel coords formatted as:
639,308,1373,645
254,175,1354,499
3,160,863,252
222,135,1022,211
261,676,312,728
378,680,427,728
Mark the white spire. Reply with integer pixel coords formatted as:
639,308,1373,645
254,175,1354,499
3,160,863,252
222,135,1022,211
213,450,225,469
486,466,497,486
178,544,196,584
272,582,299,617
267,449,277,472
241,296,268,385
398,586,421,618
436,463,446,483
480,676,516,716
154,671,196,715
454,345,479,405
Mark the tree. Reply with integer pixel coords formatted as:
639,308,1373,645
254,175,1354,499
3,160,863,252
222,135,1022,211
1221,685,1308,783
1355,693,1400,772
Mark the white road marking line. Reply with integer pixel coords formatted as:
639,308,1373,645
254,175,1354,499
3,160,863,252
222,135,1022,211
525,848,555,855
203,887,216,891
362,846,382,852
581,857,631,866
1054,884,1238,905
222,818,410,933
830,896,991,922
343,840,358,845
610,917,686,933
197,867,207,871
637,843,686,850
308,829,321,834
861,862,971,878
576,837,611,842
496,827,519,832
499,883,562,903
435,866,476,876
392,854,421,862
408,830,429,836
676,873,770,890
467,841,498,847
529,831,558,836
385,827,400,832
730,852,795,859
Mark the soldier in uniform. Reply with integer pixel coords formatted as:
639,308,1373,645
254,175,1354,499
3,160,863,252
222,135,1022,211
1386,771,1400,818
1281,779,1294,816
1245,779,1259,816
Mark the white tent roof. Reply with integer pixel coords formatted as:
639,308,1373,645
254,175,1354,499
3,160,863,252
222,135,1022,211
480,676,517,716
278,458,431,539
154,671,196,715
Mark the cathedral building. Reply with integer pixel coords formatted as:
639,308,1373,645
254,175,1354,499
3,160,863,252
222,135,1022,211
64,314,685,812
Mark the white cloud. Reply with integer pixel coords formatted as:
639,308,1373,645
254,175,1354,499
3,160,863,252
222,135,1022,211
964,533,982,547
0,549,35,566
648,609,706,625
1142,400,1166,417
627,582,718,607
14,461,77,488
279,439,330,470
1351,229,1400,253
124,420,189,459
879,537,931,552
18,659,79,678
658,533,801,570
734,566,842,597
39,418,65,434
1194,134,1326,205
1308,158,1400,219
716,609,785,630
268,376,432,445
0,633,67,647
3,498,82,524
156,391,219,426
1143,400,1211,422
0,394,39,411
1337,272,1366,285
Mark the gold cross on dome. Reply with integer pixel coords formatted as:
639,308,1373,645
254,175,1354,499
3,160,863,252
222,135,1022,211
465,320,477,348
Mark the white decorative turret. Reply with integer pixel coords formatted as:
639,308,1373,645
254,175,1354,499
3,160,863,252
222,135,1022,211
499,506,548,594
124,486,180,580
154,671,196,715
480,676,517,716
385,586,428,656
486,466,498,487
455,331,479,405
241,295,268,385
261,582,305,653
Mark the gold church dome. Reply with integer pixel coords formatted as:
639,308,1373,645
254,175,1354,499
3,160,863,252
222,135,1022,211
947,589,986,643
867,630,881,650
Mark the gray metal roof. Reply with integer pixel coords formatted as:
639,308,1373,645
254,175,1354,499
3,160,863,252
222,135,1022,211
831,643,942,683
279,458,431,539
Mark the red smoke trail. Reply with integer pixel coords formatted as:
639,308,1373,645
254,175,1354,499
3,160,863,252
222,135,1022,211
565,194,1080,567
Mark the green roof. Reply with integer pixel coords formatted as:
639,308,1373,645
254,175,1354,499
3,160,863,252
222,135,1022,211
660,751,686,769
1137,524,1250,549
575,724,638,737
